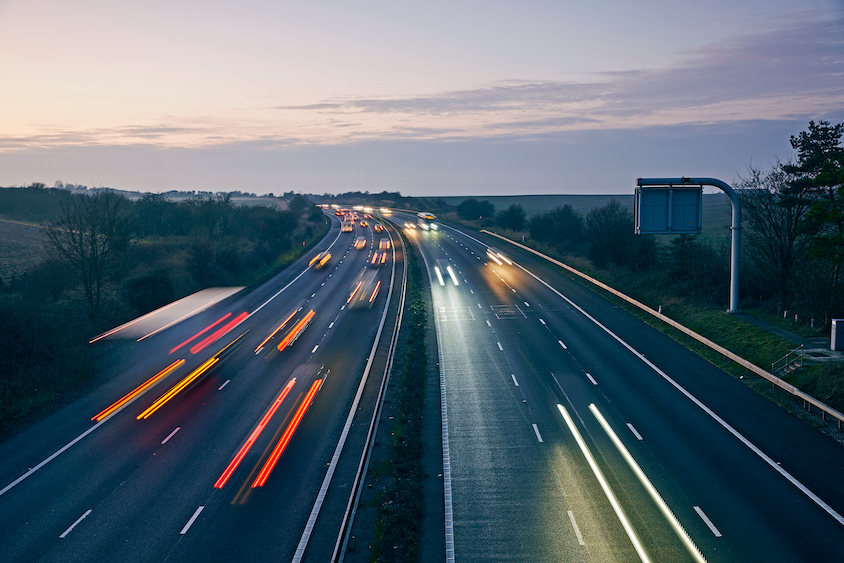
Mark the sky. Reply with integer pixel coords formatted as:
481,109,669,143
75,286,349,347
1,0,843,196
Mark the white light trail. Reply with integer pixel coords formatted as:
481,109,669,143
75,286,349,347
557,404,652,563
446,266,459,285
590,404,706,563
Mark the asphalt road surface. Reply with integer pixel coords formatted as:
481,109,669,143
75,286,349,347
394,213,844,563
0,213,403,563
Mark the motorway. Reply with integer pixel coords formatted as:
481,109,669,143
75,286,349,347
390,212,844,563
0,212,403,563
4,208,844,563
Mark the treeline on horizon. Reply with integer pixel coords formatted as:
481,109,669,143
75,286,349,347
0,187,327,436
418,122,844,330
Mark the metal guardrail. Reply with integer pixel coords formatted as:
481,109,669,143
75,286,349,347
481,230,844,431
771,345,805,375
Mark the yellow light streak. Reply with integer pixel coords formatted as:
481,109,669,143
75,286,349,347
276,310,316,350
255,309,299,353
137,357,219,420
92,359,185,421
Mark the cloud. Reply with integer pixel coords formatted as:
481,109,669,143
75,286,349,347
277,17,844,133
3,16,842,152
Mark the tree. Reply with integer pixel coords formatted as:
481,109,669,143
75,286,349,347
456,198,495,221
42,192,133,316
495,204,527,231
585,200,634,267
783,120,844,317
529,205,584,250
289,194,312,214
736,165,814,311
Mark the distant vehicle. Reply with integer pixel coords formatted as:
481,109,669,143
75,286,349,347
341,221,354,233
417,212,437,230
354,236,367,249
371,249,388,267
379,207,392,215
309,251,331,269
347,269,381,309
404,221,416,229
486,247,512,265
360,220,368,227
373,224,384,232
379,238,391,250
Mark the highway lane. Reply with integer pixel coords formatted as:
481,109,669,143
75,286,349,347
395,213,844,562
0,214,402,563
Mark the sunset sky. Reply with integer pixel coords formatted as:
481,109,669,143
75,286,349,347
1,0,843,196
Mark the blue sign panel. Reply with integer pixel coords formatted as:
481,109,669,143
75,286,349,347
635,186,702,234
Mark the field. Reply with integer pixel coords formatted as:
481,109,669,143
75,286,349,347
0,220,46,282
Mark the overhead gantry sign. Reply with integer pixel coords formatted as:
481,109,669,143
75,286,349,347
635,177,741,313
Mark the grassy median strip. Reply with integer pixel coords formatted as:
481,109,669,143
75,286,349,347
371,233,427,563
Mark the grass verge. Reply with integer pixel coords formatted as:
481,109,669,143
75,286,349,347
371,232,427,563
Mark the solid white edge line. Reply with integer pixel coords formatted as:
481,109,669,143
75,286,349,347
693,506,723,538
627,423,643,441
415,235,455,563
557,404,652,563
586,373,598,385
532,423,544,443
513,258,844,528
511,374,519,387
292,233,398,563
59,509,92,538
1,420,106,497
567,510,586,546
180,505,204,535
590,404,706,563
161,427,181,445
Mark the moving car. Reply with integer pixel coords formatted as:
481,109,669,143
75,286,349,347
347,269,381,309
309,251,331,269
371,249,388,267
354,236,367,249
486,247,512,265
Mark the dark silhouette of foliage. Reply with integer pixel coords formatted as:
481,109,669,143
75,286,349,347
585,200,634,267
737,165,815,312
528,204,584,251
495,204,527,231
41,191,134,317
456,197,495,220
782,120,844,318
